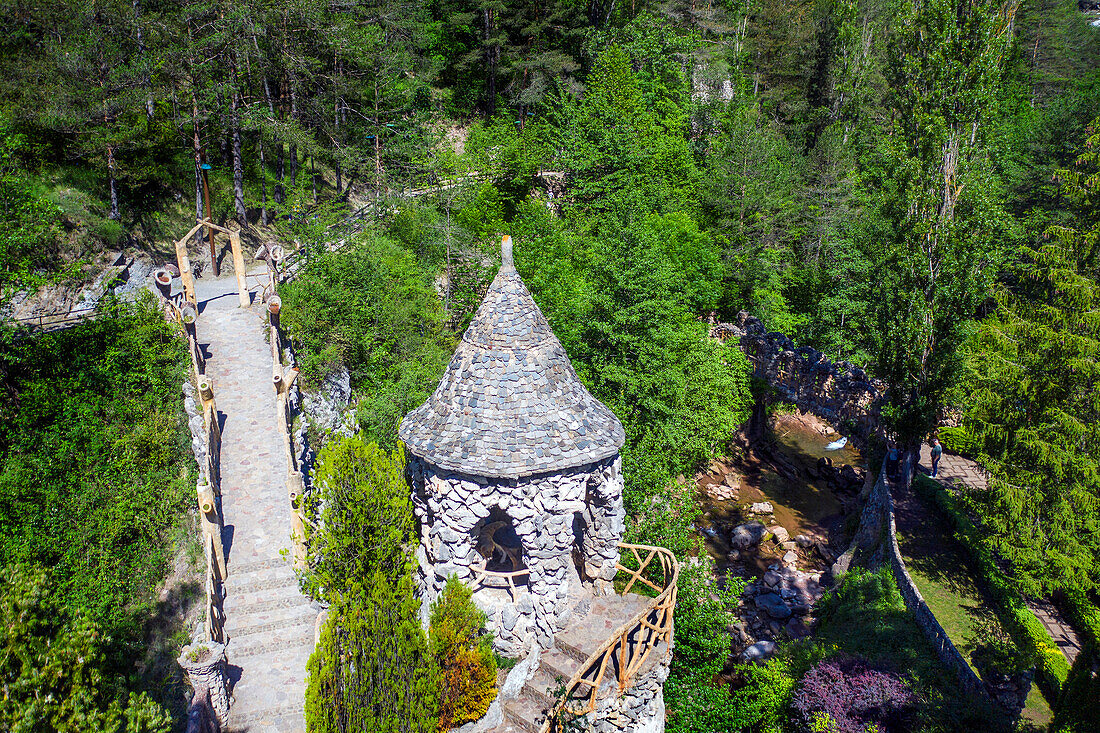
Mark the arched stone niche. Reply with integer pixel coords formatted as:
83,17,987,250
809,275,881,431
408,453,626,655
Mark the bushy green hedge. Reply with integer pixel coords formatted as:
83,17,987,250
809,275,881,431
913,477,1070,699
937,426,979,457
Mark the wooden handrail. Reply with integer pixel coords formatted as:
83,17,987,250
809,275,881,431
470,564,531,600
540,542,678,732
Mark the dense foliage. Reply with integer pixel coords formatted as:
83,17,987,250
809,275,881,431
791,657,916,733
3,0,1100,728
0,298,192,675
0,565,172,733
428,577,497,730
304,437,440,732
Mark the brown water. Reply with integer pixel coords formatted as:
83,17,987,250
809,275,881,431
694,412,864,577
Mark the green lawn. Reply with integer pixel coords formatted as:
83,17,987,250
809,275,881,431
898,480,1053,729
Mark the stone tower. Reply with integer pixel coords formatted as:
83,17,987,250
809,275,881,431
399,236,627,654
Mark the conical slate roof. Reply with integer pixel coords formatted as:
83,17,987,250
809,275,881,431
399,238,625,479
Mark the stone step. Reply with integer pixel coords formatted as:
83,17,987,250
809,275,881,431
523,666,561,708
227,635,315,661
225,703,305,733
222,587,314,620
538,647,579,682
225,612,317,644
501,693,548,733
223,569,300,600
227,555,289,576
223,597,319,631
553,593,651,664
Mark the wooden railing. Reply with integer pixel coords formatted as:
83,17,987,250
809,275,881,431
541,543,678,732
470,565,531,599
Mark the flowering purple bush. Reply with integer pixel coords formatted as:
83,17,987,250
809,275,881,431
791,656,917,733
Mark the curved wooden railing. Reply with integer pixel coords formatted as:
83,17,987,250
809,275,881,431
470,565,531,599
540,543,679,733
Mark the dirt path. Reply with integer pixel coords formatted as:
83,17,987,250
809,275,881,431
196,273,317,733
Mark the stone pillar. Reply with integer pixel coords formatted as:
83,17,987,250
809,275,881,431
177,641,230,727
582,457,625,595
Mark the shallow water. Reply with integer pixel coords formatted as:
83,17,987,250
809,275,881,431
694,412,863,577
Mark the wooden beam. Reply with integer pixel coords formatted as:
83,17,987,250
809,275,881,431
229,230,249,307
174,228,199,305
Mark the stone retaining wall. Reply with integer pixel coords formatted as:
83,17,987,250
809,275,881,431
587,648,670,733
878,458,988,698
713,312,885,444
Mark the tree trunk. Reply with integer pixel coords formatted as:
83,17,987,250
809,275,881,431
262,76,284,206
483,7,497,116
289,78,299,189
259,139,269,225
230,57,246,225
191,93,204,250
106,144,120,221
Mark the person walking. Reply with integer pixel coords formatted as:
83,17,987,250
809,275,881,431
930,436,943,478
886,438,899,479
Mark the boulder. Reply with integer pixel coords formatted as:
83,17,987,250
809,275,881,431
795,534,813,548
767,525,790,543
740,640,777,663
732,521,767,548
750,502,774,515
754,592,793,620
783,550,799,566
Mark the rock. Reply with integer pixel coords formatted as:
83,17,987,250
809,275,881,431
727,549,741,562
740,640,777,663
786,617,811,639
731,521,767,548
763,570,782,588
795,534,812,548
754,592,793,620
783,550,799,566
781,541,798,551
750,502,774,515
767,525,790,543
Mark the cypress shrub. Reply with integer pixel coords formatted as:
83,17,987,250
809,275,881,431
429,577,497,730
305,571,440,733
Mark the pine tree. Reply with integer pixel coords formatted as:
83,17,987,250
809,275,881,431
964,117,1100,595
306,572,440,733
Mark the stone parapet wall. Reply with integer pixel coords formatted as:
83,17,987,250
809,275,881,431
713,312,885,444
408,454,625,654
879,462,988,698
586,648,670,733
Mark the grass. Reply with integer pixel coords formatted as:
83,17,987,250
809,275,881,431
897,479,1053,729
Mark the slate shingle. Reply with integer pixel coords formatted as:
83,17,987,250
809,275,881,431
398,245,625,479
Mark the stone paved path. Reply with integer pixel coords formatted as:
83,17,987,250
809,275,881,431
196,273,317,733
916,444,1083,666
918,443,988,491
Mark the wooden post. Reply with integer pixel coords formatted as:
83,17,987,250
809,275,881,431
198,482,228,580
230,230,248,307
287,471,307,570
201,157,219,277
174,230,198,305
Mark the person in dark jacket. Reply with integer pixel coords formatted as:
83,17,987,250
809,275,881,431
930,436,943,478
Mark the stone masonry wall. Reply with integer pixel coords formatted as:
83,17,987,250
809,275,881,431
586,648,671,733
713,312,885,444
408,455,625,654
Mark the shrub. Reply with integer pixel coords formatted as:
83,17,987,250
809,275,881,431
301,436,415,602
791,657,916,733
0,565,172,732
306,572,439,733
937,426,978,457
429,576,497,730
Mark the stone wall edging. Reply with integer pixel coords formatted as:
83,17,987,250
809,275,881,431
878,458,988,698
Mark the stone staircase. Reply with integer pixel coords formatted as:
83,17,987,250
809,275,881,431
197,275,318,733
490,593,664,733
